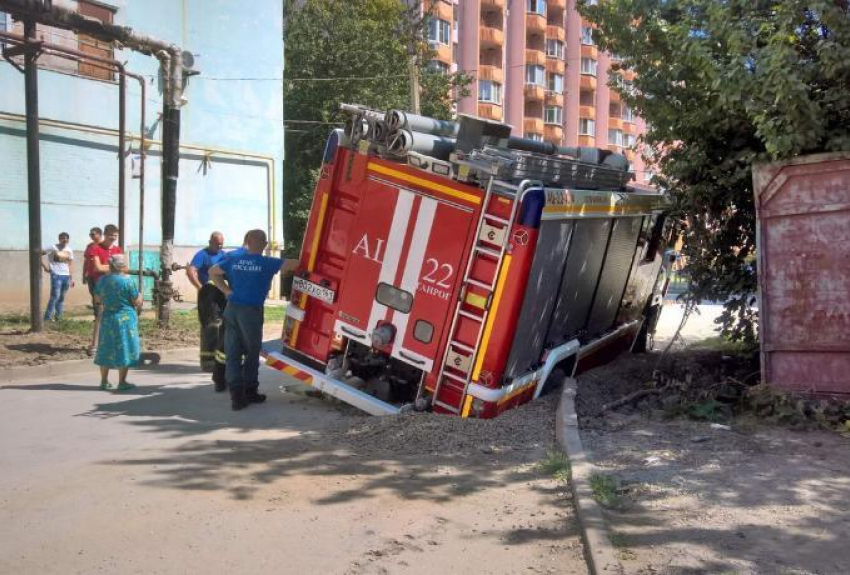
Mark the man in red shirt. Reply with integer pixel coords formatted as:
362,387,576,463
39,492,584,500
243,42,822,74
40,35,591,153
82,227,103,316
86,224,122,355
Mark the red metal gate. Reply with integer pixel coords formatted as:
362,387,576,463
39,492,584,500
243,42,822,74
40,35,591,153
753,152,850,397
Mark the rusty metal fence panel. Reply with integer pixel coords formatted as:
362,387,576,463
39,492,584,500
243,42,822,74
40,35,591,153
753,152,850,397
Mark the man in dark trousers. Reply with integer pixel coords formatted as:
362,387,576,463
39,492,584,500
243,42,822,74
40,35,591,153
209,230,297,410
187,232,228,386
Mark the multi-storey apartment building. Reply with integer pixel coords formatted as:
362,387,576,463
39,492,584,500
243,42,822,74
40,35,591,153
427,0,651,184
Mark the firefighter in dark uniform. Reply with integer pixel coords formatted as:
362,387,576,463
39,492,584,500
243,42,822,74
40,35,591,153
188,232,228,391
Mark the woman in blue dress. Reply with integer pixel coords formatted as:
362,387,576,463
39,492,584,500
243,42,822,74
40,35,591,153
94,254,142,391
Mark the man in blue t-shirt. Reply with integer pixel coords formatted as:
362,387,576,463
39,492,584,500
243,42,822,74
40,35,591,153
188,232,228,379
187,231,227,290
210,229,298,411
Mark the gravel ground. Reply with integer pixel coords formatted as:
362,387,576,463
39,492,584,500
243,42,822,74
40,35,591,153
325,392,559,458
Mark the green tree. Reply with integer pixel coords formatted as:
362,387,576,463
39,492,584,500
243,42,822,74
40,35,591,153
580,0,850,343
283,0,471,256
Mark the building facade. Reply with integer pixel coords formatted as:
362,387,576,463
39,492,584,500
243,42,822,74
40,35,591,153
0,0,284,310
429,0,650,183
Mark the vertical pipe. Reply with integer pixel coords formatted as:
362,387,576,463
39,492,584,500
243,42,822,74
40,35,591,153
118,71,126,250
158,101,180,328
23,20,42,333
137,76,146,293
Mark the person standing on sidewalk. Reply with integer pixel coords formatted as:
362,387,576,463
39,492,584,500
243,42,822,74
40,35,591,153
42,232,75,321
187,231,228,384
94,254,142,391
209,229,296,411
85,224,122,355
82,226,103,310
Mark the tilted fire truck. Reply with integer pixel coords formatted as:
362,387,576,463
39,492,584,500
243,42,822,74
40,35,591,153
262,106,671,418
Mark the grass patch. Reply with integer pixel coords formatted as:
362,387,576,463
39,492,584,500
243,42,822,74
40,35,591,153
590,473,621,509
2,304,285,335
264,305,286,322
538,449,571,482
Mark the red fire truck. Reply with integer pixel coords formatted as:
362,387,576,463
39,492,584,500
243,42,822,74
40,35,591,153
263,108,671,418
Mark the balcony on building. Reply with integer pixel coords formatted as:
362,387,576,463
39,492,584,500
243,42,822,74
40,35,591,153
546,24,565,42
622,121,637,135
545,124,563,143
526,0,547,34
545,90,564,107
548,0,567,10
524,83,545,102
578,135,596,147
481,0,506,9
479,64,504,84
478,103,503,121
546,57,565,75
608,117,624,131
435,0,453,21
580,74,597,91
525,48,546,67
580,43,599,60
524,117,545,134
609,88,621,103
579,105,596,120
480,24,504,48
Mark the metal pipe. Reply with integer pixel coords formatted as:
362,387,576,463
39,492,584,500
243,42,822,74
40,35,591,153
386,129,456,160
386,109,459,138
0,0,183,327
137,78,146,293
23,20,42,332
118,71,126,250
156,48,179,327
0,30,149,290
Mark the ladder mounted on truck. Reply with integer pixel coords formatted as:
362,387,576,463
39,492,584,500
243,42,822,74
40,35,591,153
430,180,526,415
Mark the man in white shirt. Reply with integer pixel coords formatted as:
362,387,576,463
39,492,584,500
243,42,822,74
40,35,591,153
42,232,75,321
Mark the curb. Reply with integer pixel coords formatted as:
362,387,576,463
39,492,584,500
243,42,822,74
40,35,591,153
0,347,199,384
557,377,623,575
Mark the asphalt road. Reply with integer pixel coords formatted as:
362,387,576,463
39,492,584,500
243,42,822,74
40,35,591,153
0,356,585,575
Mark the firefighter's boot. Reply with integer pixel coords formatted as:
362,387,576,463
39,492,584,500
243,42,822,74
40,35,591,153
231,389,249,411
245,382,266,404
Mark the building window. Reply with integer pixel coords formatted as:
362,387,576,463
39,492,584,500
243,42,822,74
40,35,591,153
478,80,502,104
526,0,547,16
428,18,451,45
544,106,563,125
525,64,546,86
547,73,563,94
580,90,595,106
622,105,635,122
608,129,624,147
546,38,564,59
5,2,115,81
624,133,637,148
428,60,450,74
77,0,115,81
525,64,545,86
579,118,596,136
581,26,595,46
580,57,598,76
526,132,544,142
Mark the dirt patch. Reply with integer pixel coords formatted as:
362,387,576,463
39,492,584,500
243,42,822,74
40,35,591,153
0,308,284,369
326,391,558,458
576,350,850,574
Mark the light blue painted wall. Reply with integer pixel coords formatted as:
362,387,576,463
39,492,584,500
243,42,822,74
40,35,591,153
0,0,284,256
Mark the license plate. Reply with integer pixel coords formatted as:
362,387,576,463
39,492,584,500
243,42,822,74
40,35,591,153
292,276,335,303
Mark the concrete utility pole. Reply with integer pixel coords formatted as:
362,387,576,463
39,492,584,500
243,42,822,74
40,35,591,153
23,19,43,332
